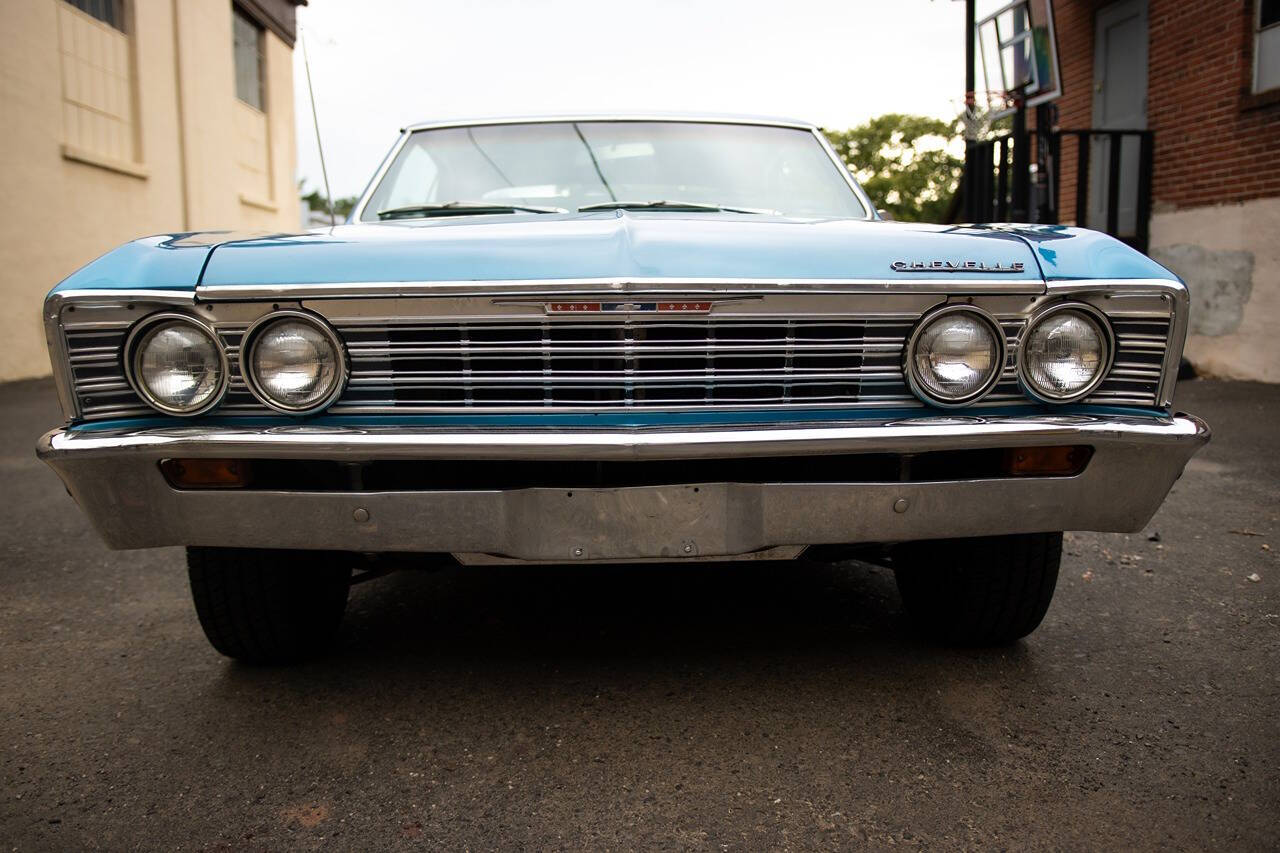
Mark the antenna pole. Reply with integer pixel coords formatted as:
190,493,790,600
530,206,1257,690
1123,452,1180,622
300,27,336,227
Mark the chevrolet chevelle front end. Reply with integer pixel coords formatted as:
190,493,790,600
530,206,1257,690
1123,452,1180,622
38,116,1208,661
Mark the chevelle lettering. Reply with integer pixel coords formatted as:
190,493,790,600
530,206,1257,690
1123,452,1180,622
890,260,1026,272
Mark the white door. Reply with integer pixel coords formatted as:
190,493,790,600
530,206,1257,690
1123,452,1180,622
1088,0,1148,237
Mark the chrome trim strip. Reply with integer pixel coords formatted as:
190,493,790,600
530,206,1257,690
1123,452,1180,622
48,289,196,303
402,114,822,133
197,279,1187,302
1157,281,1189,408
195,277,1047,300
42,413,1207,460
43,299,79,421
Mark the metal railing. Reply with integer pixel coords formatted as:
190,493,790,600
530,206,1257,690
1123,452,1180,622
1058,128,1154,253
961,126,1154,253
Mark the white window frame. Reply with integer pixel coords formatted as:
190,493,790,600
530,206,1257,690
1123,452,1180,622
1255,0,1280,93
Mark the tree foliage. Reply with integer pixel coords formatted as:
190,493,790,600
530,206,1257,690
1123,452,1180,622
301,189,358,219
824,114,962,223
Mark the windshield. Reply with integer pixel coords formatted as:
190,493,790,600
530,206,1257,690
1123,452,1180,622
358,121,869,221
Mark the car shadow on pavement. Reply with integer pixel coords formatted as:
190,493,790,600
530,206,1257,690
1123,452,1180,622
207,557,1046,694
175,557,1057,849
348,558,911,659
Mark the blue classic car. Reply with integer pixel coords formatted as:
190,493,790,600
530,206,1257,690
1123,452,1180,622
38,115,1209,662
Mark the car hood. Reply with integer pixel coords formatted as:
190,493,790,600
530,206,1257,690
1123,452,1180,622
194,212,1047,288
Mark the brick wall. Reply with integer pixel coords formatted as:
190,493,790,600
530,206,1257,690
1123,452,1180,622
1047,0,1280,219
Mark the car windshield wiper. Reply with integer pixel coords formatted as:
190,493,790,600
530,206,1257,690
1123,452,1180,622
577,200,779,215
377,201,567,219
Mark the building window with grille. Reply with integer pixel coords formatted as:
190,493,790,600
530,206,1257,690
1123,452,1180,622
233,6,265,110
1257,0,1280,93
232,4,273,206
64,0,125,32
58,0,142,173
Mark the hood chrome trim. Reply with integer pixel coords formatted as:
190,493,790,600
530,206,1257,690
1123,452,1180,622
194,276,1049,301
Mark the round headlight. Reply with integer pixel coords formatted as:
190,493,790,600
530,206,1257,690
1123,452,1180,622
244,312,346,414
1020,306,1111,402
128,316,226,415
907,307,1005,406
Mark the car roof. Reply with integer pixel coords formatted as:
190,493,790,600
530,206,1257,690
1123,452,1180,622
400,112,820,133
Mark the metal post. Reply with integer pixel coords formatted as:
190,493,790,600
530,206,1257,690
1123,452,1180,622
1011,97,1029,222
984,141,996,222
1036,103,1058,224
1075,132,1090,227
996,138,1009,222
963,0,977,222
965,0,975,97
1136,132,1154,253
1106,131,1122,237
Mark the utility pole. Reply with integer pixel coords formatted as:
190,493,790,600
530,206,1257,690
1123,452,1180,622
963,0,976,222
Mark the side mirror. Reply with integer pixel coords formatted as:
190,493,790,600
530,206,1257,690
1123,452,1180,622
877,209,894,221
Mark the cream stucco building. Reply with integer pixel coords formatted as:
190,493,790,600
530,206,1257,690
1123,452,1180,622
0,0,303,382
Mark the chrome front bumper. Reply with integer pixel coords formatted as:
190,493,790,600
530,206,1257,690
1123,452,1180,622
38,413,1209,562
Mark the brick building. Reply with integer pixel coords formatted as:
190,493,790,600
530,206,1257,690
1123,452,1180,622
1046,0,1280,381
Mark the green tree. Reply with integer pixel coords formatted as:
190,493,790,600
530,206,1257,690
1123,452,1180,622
824,114,963,223
301,188,359,219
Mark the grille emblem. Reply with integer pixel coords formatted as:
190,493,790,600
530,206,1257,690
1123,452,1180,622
546,301,713,313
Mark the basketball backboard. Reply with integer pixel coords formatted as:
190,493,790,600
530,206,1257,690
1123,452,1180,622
974,0,1062,118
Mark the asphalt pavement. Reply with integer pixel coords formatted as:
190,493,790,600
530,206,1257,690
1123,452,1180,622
1,377,1277,850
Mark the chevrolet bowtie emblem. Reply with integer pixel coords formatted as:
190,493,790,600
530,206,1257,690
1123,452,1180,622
891,260,1025,273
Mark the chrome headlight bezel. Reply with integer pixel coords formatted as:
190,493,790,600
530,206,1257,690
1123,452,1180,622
905,304,1007,408
1017,302,1115,403
124,313,229,417
241,310,348,415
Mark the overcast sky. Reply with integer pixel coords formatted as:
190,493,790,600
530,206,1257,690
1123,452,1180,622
292,0,971,199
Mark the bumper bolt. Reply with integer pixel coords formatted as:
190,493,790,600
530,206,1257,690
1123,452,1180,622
353,507,370,523
893,498,910,514
572,547,585,558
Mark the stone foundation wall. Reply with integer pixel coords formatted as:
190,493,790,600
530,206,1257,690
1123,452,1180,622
1150,196,1280,382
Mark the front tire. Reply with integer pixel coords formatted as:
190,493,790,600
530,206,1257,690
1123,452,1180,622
893,532,1062,646
187,547,352,664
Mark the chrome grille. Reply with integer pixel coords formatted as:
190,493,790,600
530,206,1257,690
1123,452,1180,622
1091,316,1171,406
336,318,917,409
216,328,263,412
65,324,139,419
987,318,1030,403
58,307,1173,420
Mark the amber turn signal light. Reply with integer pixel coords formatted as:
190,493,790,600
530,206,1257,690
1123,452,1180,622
160,458,252,488
1003,445,1092,477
